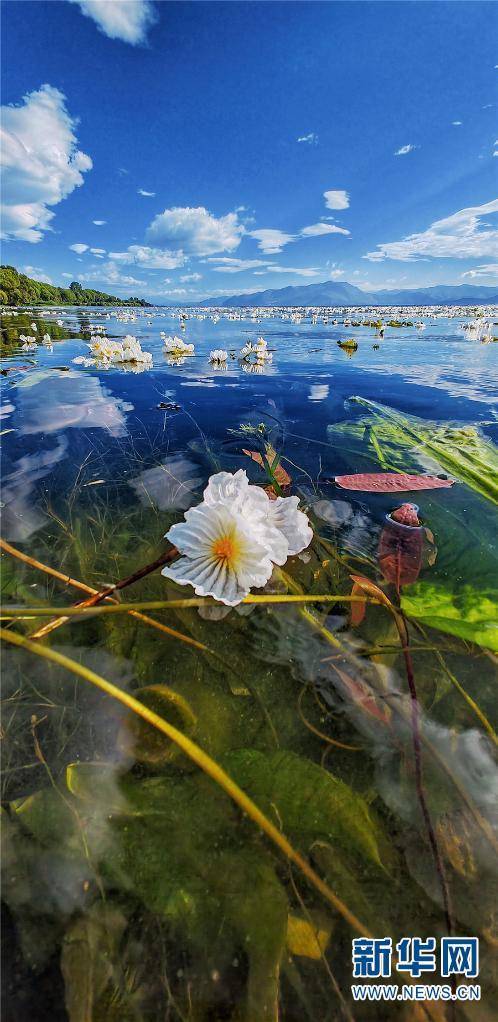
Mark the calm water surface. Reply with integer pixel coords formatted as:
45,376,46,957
1,307,497,1021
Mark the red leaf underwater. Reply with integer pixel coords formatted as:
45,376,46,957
335,472,454,492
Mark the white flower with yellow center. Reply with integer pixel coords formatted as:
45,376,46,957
162,503,275,605
162,470,312,605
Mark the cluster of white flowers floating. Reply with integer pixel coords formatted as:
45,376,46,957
209,348,228,364
73,334,153,368
239,336,272,365
161,334,195,356
162,469,312,606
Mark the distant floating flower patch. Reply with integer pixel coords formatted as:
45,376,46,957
334,472,455,492
161,469,312,605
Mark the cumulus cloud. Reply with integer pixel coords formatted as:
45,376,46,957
22,266,53,284
69,0,157,45
364,198,498,262
297,133,318,145
301,222,350,237
329,268,346,279
1,84,92,243
138,188,155,197
146,205,243,256
180,272,202,282
70,243,89,254
394,144,418,156
109,244,185,269
323,190,350,210
461,263,498,280
80,261,144,288
93,219,106,225
249,229,294,254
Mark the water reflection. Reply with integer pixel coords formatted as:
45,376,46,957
1,437,67,540
15,370,132,437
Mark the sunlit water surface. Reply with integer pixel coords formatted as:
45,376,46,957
1,307,497,1021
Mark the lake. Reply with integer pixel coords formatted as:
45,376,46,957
1,305,497,1021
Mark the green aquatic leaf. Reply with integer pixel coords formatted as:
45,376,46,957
223,749,390,869
328,397,498,506
401,583,498,651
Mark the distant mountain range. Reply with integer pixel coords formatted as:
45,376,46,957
198,279,498,308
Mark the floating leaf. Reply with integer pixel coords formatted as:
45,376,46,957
328,398,498,506
335,472,454,492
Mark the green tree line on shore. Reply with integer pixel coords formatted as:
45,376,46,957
0,266,150,307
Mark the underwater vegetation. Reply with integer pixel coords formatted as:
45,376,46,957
1,302,498,1020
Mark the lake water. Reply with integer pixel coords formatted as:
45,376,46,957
1,306,497,1020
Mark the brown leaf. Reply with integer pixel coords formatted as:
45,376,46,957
242,445,291,496
335,472,454,492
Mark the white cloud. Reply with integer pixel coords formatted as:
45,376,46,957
109,244,185,269
22,266,53,284
394,144,418,156
452,121,462,126
461,263,498,280
164,288,187,296
364,198,498,262
70,243,89,254
1,84,92,243
297,133,318,145
208,257,271,273
69,0,157,45
90,247,106,257
180,272,202,282
249,229,294,254
138,188,155,197
269,266,320,277
323,190,350,210
80,261,144,288
301,222,350,237
329,268,346,279
62,272,73,278
93,219,106,225
146,206,243,256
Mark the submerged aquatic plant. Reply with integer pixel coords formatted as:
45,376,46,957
161,469,312,605
328,397,498,506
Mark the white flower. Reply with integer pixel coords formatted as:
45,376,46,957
89,334,152,367
163,336,195,356
162,470,312,605
240,342,254,357
209,349,228,363
56,319,63,327
42,333,51,343
264,495,313,555
162,502,275,606
256,336,267,349
19,334,37,349
31,322,37,330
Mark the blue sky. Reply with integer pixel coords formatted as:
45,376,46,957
1,0,497,301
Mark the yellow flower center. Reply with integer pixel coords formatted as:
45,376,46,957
212,533,238,564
